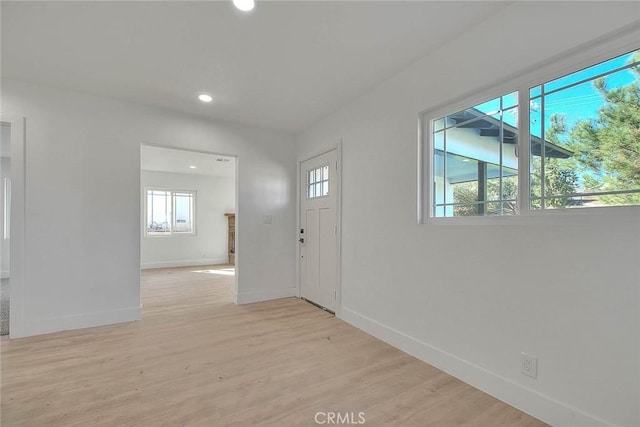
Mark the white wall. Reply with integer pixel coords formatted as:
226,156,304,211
1,79,297,337
140,170,235,269
297,3,640,427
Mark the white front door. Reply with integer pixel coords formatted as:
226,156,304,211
299,149,339,312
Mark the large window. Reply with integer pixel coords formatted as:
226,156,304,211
146,189,196,235
427,47,640,218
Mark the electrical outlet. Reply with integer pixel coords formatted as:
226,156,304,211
521,353,538,379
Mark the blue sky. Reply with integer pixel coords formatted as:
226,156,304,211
468,49,639,140
532,49,638,141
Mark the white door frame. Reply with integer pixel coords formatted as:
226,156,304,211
297,142,342,316
2,114,26,338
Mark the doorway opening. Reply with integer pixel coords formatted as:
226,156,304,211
140,145,237,310
0,115,25,338
1,122,11,335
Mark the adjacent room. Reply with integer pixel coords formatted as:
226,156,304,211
1,1,638,426
140,145,237,311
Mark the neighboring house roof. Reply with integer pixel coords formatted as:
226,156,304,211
447,108,573,159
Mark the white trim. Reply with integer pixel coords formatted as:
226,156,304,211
140,258,228,270
421,204,640,227
3,177,10,239
518,87,531,214
20,306,142,338
140,142,238,164
336,140,343,317
418,24,640,224
232,156,240,301
340,307,615,427
297,142,343,316
416,117,425,223
1,115,26,339
234,286,297,305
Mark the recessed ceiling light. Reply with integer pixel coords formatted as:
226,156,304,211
189,165,197,169
233,0,255,12
198,94,213,103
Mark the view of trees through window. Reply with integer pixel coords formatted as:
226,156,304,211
432,48,640,217
530,49,640,209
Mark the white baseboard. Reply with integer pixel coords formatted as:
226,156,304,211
1,270,9,279
340,307,613,427
235,287,297,305
140,258,228,270
19,306,142,338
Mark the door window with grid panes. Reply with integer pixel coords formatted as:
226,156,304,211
307,165,329,199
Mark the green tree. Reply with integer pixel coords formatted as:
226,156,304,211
452,175,518,216
566,58,640,205
530,114,580,208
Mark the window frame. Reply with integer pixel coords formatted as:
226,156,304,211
306,163,330,200
144,187,197,236
430,91,521,218
418,28,640,224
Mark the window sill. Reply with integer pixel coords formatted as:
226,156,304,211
144,232,197,237
425,204,640,226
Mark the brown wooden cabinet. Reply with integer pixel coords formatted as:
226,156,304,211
224,213,235,265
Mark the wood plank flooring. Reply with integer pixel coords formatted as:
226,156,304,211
1,266,547,426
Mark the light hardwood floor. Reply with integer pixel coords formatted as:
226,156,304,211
1,266,547,426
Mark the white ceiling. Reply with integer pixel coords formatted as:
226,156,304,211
1,1,508,133
141,145,235,178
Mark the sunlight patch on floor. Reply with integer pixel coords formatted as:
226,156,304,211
192,268,235,276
